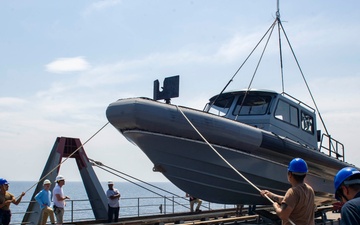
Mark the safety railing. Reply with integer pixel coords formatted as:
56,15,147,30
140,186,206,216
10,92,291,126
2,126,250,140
319,133,345,162
10,196,234,225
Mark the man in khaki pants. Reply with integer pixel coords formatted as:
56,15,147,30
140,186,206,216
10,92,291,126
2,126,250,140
186,193,202,212
35,179,55,225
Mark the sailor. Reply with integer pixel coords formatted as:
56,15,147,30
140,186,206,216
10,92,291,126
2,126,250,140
260,158,315,225
334,167,360,225
53,175,70,225
35,179,55,225
186,193,202,213
106,180,121,223
0,178,26,225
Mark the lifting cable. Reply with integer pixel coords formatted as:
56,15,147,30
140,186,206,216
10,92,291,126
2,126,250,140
277,18,285,93
206,18,278,112
277,20,330,137
19,122,110,198
235,20,277,121
90,159,196,210
275,0,330,141
176,105,296,225
213,2,330,144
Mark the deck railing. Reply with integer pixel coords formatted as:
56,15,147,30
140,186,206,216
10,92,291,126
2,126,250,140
319,133,345,162
10,196,234,225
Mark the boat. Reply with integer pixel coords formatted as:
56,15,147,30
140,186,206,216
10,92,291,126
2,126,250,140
105,6,356,206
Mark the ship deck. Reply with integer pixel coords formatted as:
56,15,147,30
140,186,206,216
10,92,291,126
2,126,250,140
64,207,341,225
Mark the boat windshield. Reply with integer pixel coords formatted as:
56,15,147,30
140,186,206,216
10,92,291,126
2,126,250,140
206,94,235,116
233,94,272,116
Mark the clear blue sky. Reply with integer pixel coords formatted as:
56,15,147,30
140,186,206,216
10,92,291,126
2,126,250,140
1,1,359,184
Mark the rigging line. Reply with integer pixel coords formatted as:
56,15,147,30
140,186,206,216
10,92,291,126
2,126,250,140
92,162,192,210
234,22,277,121
277,21,330,136
20,122,110,197
247,20,276,90
176,105,296,225
176,106,267,195
277,17,285,93
89,158,193,205
206,18,278,112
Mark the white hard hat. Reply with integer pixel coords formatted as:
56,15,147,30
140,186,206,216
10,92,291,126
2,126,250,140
43,179,51,185
55,175,65,182
108,180,114,185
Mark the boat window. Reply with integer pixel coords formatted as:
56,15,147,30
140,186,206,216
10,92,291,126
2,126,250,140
206,95,235,116
233,95,271,116
274,100,299,127
301,112,314,134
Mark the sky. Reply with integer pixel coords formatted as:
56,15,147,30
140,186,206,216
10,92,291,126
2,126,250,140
1,0,360,188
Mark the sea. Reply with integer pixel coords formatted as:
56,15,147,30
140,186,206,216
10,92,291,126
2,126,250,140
7,181,232,225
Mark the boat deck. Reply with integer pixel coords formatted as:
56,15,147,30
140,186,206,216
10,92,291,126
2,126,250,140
64,209,247,225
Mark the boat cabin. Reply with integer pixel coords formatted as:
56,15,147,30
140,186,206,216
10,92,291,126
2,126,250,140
204,90,319,149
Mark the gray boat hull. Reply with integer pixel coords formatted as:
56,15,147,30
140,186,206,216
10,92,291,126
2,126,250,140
106,97,351,205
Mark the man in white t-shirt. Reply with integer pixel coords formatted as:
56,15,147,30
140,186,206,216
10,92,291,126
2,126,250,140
52,175,70,225
106,180,120,223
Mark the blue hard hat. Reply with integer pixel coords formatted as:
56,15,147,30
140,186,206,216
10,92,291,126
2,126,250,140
288,158,308,175
0,178,9,185
334,167,360,200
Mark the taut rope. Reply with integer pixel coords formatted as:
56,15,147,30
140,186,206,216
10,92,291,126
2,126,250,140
176,105,295,225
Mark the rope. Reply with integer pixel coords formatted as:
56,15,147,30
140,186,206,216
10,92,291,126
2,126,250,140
90,159,195,210
176,105,296,225
19,122,110,198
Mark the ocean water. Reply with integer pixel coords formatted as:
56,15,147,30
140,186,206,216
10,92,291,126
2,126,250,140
6,181,230,225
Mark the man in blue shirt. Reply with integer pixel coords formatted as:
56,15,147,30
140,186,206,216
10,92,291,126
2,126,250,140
35,179,55,225
334,167,360,225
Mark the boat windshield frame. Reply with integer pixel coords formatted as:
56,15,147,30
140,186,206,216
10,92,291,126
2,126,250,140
232,94,273,116
204,91,277,117
204,92,235,116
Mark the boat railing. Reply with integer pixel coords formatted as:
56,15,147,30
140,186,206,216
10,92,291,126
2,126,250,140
11,196,235,225
281,92,316,113
319,133,345,162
